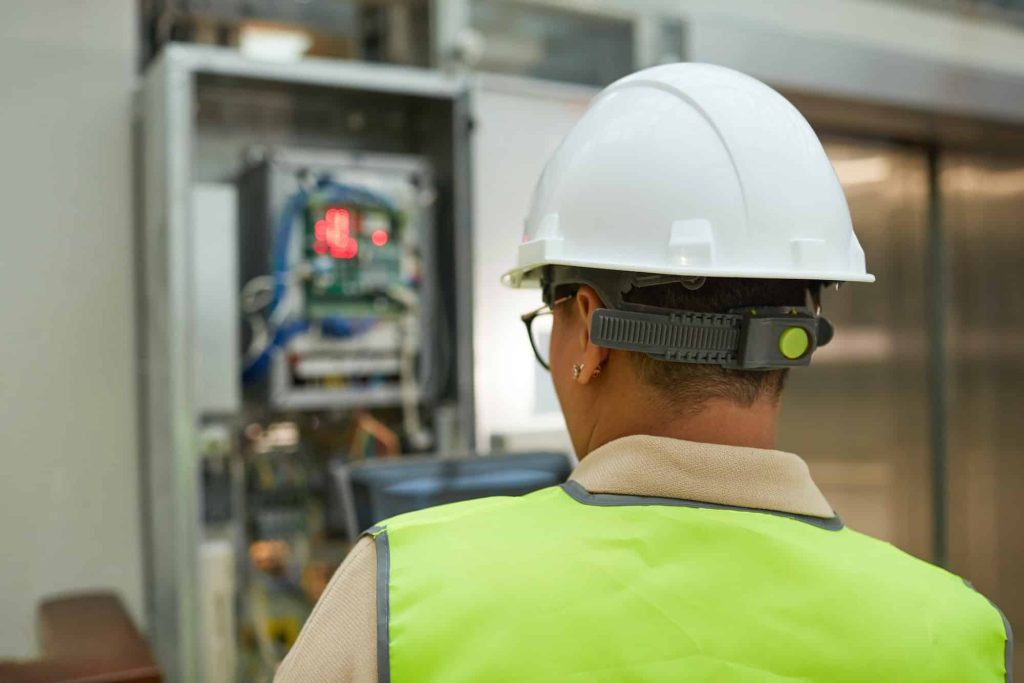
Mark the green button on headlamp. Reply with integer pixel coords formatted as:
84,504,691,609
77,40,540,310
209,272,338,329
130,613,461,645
779,326,811,360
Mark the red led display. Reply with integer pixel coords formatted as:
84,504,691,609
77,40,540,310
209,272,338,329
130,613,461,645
314,208,358,260
312,207,391,259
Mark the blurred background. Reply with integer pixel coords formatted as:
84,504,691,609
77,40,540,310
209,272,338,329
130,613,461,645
2,0,1023,681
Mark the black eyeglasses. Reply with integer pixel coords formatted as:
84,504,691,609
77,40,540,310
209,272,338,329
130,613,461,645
520,294,575,371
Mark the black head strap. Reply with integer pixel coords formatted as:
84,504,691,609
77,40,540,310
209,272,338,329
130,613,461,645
541,266,833,371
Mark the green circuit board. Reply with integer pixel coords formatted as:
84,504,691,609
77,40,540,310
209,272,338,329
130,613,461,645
302,202,408,318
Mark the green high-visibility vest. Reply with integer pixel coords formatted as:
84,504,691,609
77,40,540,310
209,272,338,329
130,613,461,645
368,481,1011,682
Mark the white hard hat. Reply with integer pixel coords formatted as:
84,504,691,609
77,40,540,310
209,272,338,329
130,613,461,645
503,63,874,288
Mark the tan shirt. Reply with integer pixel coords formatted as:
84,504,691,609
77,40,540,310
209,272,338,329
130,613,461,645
275,435,834,682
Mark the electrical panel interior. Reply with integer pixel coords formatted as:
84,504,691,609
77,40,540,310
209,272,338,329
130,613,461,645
226,147,447,672
238,148,437,430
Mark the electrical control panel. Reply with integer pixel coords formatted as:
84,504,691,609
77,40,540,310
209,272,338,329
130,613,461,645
238,148,437,414
138,49,477,682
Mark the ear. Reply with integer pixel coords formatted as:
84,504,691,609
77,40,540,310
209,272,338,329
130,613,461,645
573,285,611,385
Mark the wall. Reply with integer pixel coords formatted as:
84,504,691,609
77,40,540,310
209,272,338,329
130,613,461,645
507,0,1024,121
670,0,1024,76
676,0,1024,123
0,1,142,657
471,76,591,454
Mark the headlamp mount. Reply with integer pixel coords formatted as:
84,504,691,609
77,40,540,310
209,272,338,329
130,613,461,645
541,266,834,371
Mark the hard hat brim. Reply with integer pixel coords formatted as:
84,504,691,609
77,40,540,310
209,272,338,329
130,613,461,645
501,258,876,289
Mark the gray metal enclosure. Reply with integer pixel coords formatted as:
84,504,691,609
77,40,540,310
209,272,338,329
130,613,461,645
135,45,474,681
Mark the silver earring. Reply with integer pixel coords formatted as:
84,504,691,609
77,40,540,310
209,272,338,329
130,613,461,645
592,363,603,378
571,363,583,380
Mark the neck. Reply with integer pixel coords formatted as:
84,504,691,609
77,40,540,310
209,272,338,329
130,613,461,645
583,394,780,457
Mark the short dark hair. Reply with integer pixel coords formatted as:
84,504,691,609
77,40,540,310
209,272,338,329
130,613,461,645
621,277,811,409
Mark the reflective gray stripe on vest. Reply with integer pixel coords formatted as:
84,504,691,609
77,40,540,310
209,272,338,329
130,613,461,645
559,479,844,531
999,605,1014,683
371,528,391,683
965,579,1014,683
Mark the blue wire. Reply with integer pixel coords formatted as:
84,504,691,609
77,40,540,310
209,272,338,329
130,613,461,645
314,176,397,215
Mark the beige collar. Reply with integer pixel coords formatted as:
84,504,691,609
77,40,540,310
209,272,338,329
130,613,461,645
569,434,834,519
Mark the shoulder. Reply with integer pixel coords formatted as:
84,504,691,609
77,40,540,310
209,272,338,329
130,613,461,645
842,529,1010,644
275,535,378,682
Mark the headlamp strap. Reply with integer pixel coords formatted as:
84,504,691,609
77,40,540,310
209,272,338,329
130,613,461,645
590,306,833,370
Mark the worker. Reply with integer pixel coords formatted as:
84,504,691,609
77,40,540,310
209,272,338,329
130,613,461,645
277,64,1012,682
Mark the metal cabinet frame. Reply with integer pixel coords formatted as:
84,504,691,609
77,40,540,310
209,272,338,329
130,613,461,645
136,45,474,681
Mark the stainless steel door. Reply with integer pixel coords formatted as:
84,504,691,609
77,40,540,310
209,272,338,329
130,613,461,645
778,139,1021,677
943,152,1024,675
